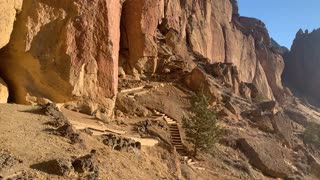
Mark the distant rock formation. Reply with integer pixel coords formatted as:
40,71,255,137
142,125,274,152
271,38,289,55
283,28,320,106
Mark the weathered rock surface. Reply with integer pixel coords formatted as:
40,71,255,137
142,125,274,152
238,137,293,178
0,0,22,49
184,67,223,103
283,28,320,106
0,0,121,106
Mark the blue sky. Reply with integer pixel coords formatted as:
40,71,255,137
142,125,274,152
238,0,320,48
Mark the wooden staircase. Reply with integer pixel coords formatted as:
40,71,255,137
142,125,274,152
153,110,187,156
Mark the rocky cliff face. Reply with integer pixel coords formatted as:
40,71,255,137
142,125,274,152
0,0,121,107
0,0,22,49
119,0,285,101
283,29,320,106
0,0,285,108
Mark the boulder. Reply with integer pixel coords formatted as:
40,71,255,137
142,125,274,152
26,94,52,106
238,137,293,178
272,113,294,148
241,109,274,133
116,95,150,117
0,78,9,103
239,82,253,101
257,101,278,114
72,151,98,174
185,68,222,103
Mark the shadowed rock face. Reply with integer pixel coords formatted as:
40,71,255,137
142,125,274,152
283,29,320,106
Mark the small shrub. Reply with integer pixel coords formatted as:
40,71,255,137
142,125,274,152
183,88,222,156
253,93,268,103
303,122,320,147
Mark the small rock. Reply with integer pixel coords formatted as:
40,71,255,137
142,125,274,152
55,124,83,144
81,128,93,136
163,68,171,73
94,108,109,123
72,151,98,175
101,134,141,152
115,110,125,118
258,101,277,114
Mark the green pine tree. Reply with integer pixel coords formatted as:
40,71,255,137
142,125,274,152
183,89,222,156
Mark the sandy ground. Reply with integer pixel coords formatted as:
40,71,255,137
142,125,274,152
0,103,180,179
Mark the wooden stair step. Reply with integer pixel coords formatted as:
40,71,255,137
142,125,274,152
169,127,179,129
171,137,182,140
172,140,182,142
178,149,187,151
170,131,180,133
172,136,181,138
171,137,182,139
170,132,180,134
171,136,182,139
171,134,181,137
170,129,179,131
174,144,184,147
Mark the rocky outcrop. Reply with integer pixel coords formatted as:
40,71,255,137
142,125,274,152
0,0,22,48
283,28,320,106
0,0,122,107
238,137,293,178
101,134,141,152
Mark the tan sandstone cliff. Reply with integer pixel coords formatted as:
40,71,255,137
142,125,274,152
0,0,121,110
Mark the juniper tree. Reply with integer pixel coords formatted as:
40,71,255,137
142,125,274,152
183,89,221,156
